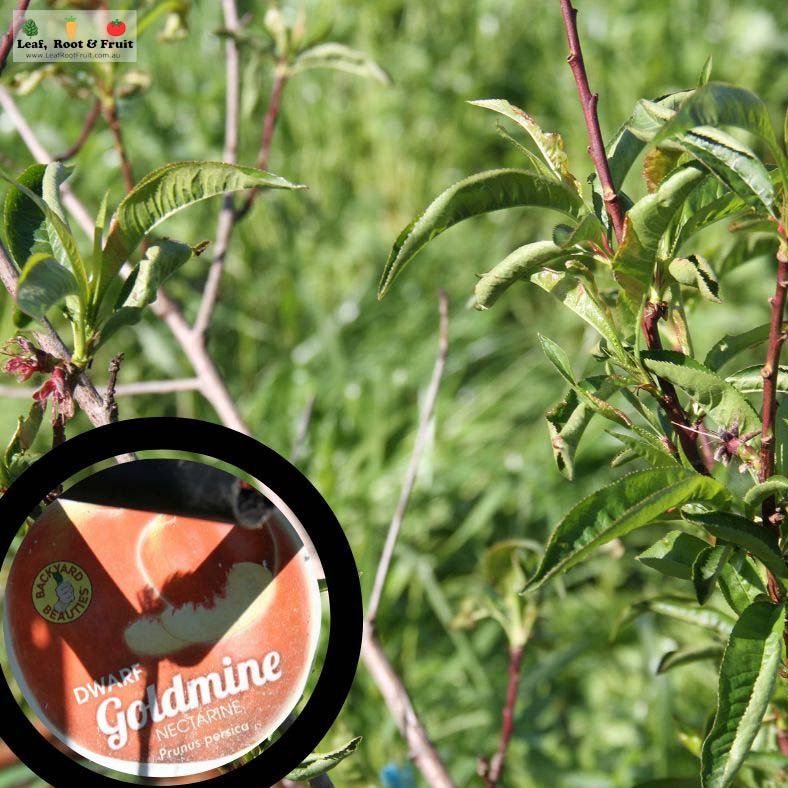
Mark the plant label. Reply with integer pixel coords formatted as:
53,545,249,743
3,498,322,777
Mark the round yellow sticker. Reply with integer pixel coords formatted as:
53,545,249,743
31,561,92,624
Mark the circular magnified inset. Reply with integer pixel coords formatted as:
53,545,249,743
3,458,322,778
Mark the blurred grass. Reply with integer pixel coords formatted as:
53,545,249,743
0,0,787,784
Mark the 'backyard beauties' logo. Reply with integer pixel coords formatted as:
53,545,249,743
12,10,136,63
32,561,92,624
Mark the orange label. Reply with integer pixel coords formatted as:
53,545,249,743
3,499,321,777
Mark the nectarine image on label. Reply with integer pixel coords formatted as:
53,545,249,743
3,495,322,777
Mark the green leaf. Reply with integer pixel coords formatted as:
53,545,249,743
531,269,630,363
2,163,47,267
607,89,696,189
701,600,785,788
100,162,305,303
726,365,788,395
96,240,194,348
545,387,597,481
613,165,707,304
719,553,766,615
93,189,111,279
525,467,732,592
692,544,733,605
473,241,586,309
683,510,787,579
4,402,43,467
643,147,682,192
538,335,632,428
718,234,779,277
615,595,735,639
468,99,580,190
657,644,722,674
494,123,555,179
672,180,746,252
669,254,720,302
482,539,540,597
608,431,677,469
704,324,770,371
556,211,607,249
16,253,80,320
538,333,575,384
285,736,362,780
744,476,788,510
637,530,709,580
652,82,780,154
671,126,775,215
290,42,391,84
699,55,713,87
0,165,88,301
378,168,585,297
641,350,761,435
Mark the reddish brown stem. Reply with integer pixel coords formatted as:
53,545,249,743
778,729,788,757
0,1,30,76
557,2,705,475
102,100,135,192
558,0,625,244
760,247,788,525
234,64,288,220
760,244,788,605
482,645,524,788
642,302,708,474
55,99,101,161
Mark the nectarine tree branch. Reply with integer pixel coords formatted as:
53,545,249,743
0,379,204,399
0,240,134,462
362,291,455,787
367,290,449,624
233,60,288,221
0,84,251,435
557,0,624,243
192,0,242,341
0,0,29,76
102,99,135,193
54,99,101,161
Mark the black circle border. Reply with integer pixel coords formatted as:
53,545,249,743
0,417,363,786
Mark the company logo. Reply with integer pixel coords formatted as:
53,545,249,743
12,10,137,63
32,561,92,623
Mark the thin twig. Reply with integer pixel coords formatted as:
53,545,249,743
102,100,135,193
54,99,101,161
192,0,243,341
234,61,288,221
558,0,624,243
0,0,30,76
367,290,450,623
760,241,788,603
361,622,456,788
481,645,525,787
104,352,124,422
0,378,202,399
